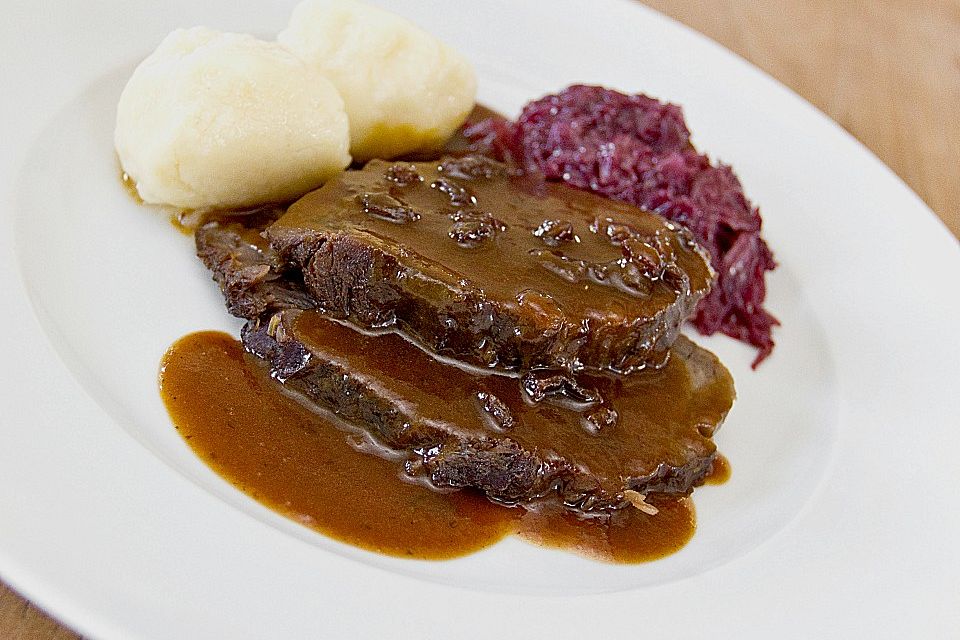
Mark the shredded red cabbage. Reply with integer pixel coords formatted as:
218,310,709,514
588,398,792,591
464,85,778,367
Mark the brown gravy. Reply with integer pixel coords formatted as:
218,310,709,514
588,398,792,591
122,103,502,234
160,331,697,562
150,103,727,563
282,309,730,506
120,170,143,204
705,453,732,485
120,163,207,236
273,157,713,336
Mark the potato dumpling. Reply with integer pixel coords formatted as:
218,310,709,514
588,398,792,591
115,27,351,210
278,0,476,161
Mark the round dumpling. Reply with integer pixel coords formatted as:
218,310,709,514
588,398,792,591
115,27,351,210
278,0,476,161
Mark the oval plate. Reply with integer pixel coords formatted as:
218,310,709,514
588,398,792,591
0,0,958,637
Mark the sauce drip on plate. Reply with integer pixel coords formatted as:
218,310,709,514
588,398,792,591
159,331,698,562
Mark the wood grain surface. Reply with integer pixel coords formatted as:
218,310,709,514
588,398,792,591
2,1,957,638
644,0,960,238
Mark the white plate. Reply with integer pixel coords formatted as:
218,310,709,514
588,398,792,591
1,1,958,638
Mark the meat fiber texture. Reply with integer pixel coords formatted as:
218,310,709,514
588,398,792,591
243,313,731,511
465,85,778,366
264,156,715,374
196,216,734,512
195,208,316,320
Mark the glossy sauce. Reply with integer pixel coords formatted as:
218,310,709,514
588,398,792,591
123,105,502,234
151,103,726,563
160,331,697,562
120,163,206,236
120,169,143,204
273,157,713,328
704,453,732,485
281,310,733,505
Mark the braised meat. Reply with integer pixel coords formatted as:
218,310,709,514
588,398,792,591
243,310,733,510
265,156,714,373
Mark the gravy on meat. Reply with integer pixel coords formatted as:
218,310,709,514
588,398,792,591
160,331,704,562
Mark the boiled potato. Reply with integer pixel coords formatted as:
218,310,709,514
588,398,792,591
115,27,351,210
278,0,476,161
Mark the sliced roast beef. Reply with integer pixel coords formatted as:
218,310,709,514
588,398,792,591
242,309,733,510
196,207,314,319
265,156,714,374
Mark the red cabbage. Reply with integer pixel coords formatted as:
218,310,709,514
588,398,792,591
464,85,778,367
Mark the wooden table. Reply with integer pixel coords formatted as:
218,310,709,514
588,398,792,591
3,1,958,638
644,0,960,239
